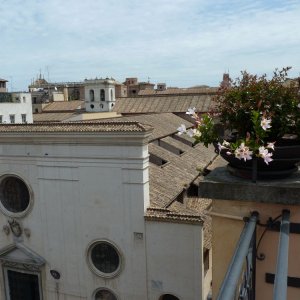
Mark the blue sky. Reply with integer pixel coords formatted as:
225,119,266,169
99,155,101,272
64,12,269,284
0,0,300,91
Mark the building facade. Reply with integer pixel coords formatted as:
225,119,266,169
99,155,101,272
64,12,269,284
0,121,210,300
0,92,33,124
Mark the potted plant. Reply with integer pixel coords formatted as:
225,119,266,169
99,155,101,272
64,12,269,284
178,67,300,180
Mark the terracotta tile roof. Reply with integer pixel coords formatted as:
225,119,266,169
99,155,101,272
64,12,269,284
103,113,193,141
149,143,216,208
113,95,215,114
138,87,218,96
0,121,151,133
145,199,212,247
145,207,204,224
42,100,84,112
33,113,76,122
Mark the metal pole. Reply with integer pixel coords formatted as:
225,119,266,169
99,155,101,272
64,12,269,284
217,212,259,300
273,209,290,300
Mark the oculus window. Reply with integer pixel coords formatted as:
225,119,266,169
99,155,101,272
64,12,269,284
0,175,31,216
88,240,121,278
94,288,117,300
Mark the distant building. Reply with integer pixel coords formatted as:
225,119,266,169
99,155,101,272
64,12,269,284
0,78,8,93
84,78,116,112
115,82,128,98
0,92,33,123
29,75,85,103
124,77,155,97
220,73,231,88
157,83,167,91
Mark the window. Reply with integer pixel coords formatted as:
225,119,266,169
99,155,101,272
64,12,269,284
0,175,31,215
94,288,117,300
33,97,37,104
100,89,105,101
110,89,113,100
0,115,2,123
159,294,180,300
90,104,94,109
23,96,26,103
21,114,27,123
87,240,122,278
90,90,95,102
9,115,15,124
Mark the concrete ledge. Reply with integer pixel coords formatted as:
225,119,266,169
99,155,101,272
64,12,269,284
199,158,300,205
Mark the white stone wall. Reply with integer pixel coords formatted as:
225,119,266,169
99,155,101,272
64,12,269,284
0,92,33,123
145,221,203,300
0,133,149,299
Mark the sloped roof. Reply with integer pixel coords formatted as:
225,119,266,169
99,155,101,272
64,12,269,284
138,87,218,96
149,143,216,208
0,121,151,133
42,100,84,112
113,95,215,114
106,113,193,141
33,112,76,122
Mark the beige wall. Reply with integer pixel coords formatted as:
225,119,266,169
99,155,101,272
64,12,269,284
212,199,300,300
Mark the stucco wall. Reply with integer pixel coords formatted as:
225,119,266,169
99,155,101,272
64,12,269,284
145,220,204,300
0,137,149,299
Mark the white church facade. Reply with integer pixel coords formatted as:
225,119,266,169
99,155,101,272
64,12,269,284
0,120,211,300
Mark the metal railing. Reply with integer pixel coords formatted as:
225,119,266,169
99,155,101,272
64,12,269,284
217,212,258,300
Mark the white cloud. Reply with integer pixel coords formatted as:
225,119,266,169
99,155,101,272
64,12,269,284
0,0,299,90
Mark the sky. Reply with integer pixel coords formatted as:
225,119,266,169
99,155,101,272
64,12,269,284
0,0,300,91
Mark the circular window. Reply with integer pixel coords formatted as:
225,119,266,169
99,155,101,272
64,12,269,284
95,289,117,300
88,240,122,278
0,175,31,216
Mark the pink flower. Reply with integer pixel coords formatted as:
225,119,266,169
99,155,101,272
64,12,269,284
234,143,253,161
261,117,272,131
217,140,230,152
266,142,275,150
259,146,273,165
187,128,201,138
186,107,197,119
177,124,187,135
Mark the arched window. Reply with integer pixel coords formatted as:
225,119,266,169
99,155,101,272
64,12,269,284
100,89,105,101
159,294,180,300
90,90,95,102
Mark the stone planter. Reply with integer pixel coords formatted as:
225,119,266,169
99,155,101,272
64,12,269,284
215,141,300,180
